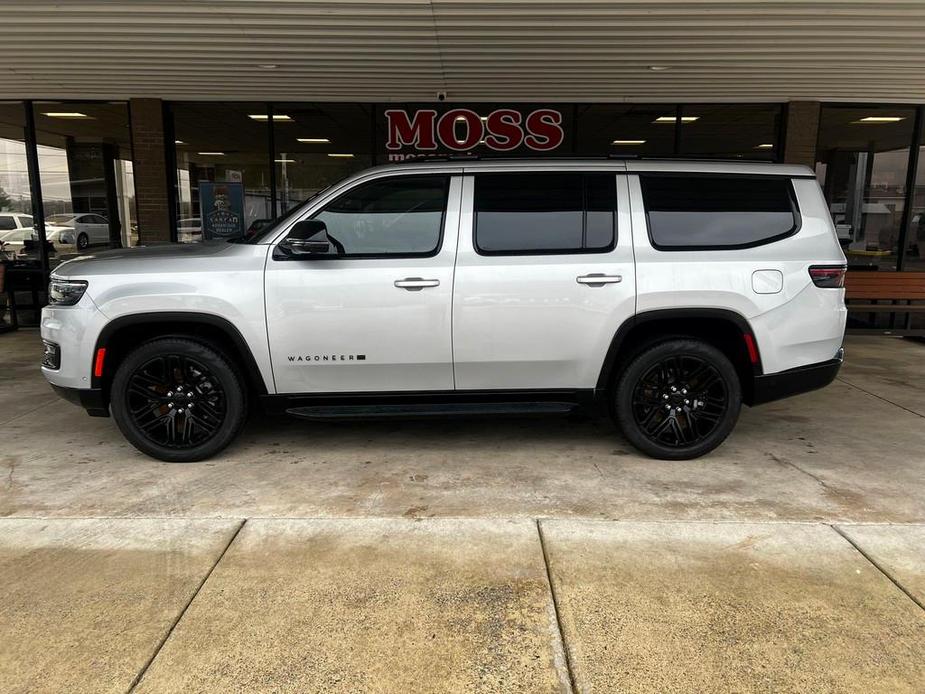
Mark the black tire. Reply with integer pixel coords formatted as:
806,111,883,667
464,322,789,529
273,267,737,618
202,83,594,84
110,338,247,462
613,338,741,460
76,233,89,250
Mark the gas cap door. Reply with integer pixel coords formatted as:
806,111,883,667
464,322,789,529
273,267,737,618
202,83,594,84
752,269,783,295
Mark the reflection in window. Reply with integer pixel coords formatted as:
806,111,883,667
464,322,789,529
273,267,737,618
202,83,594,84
815,105,915,272
32,102,136,265
0,103,32,268
905,125,925,273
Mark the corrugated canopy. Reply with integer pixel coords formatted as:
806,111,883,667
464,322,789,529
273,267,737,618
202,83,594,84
2,0,924,102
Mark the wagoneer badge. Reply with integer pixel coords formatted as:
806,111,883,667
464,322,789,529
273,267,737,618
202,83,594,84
287,354,366,363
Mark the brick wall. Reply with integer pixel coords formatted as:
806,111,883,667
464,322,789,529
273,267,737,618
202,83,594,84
783,101,821,169
130,98,172,244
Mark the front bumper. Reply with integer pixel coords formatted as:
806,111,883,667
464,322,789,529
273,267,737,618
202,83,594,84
750,348,844,406
50,384,109,417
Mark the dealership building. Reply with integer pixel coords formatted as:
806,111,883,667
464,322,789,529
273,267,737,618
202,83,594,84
1,1,923,330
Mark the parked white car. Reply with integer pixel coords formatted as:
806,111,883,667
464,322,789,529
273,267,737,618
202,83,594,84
1,213,34,257
41,160,847,462
0,213,71,257
45,213,110,250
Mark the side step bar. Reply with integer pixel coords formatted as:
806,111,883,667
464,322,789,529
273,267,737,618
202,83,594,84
286,401,578,421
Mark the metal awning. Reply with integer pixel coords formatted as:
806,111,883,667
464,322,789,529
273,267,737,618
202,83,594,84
2,1,925,102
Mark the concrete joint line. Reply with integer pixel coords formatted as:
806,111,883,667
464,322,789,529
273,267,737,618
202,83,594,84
830,524,925,613
836,376,925,419
536,519,578,694
0,396,58,427
126,518,247,693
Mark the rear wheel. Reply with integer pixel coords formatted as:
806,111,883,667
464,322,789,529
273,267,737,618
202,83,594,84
110,338,246,462
613,339,741,460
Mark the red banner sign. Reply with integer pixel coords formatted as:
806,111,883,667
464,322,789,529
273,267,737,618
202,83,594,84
385,108,565,153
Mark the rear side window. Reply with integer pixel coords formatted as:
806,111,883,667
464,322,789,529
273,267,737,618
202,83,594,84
641,175,798,250
475,173,616,255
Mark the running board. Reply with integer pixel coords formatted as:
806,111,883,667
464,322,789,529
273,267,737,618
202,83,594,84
286,401,578,421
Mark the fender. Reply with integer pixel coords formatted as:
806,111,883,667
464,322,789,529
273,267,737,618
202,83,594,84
595,307,762,392
92,311,269,395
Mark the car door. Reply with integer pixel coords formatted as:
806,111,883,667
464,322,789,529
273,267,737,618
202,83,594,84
88,215,110,244
452,168,636,391
265,171,462,394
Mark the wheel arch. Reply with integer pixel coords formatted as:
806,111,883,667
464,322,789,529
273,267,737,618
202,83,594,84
92,312,269,405
596,308,762,406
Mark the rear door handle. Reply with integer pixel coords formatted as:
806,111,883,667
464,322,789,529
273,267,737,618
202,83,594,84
394,277,440,291
576,273,622,287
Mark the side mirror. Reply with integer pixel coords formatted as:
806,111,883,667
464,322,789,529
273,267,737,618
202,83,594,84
280,219,333,255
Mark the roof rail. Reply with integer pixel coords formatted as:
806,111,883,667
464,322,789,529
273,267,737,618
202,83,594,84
387,153,780,164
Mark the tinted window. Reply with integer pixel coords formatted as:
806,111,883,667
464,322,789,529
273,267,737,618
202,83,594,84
313,175,448,256
641,175,797,249
0,217,15,231
475,173,616,254
19,215,33,226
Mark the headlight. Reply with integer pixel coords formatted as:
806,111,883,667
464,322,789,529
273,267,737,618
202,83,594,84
48,277,88,306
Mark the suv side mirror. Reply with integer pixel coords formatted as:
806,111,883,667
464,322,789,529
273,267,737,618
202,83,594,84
280,219,333,256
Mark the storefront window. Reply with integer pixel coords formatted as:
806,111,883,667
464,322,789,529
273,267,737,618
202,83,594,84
0,103,33,327
273,103,373,215
32,102,137,266
678,104,781,160
905,120,925,272
0,102,32,254
816,105,916,272
576,104,676,157
171,103,273,242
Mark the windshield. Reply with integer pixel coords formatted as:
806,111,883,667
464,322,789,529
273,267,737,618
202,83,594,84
236,186,331,244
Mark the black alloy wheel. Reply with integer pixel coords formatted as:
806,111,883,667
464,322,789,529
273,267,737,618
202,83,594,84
614,339,741,459
111,338,246,462
76,233,89,250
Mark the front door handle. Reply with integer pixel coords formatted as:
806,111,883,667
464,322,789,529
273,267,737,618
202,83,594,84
394,277,440,291
577,273,622,287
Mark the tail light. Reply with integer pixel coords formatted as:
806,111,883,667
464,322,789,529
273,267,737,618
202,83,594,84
809,265,846,288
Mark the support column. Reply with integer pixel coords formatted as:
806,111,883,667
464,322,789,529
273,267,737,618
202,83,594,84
129,98,172,243
782,101,821,169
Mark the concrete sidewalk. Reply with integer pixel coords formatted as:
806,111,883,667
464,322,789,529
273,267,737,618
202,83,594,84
1,331,924,692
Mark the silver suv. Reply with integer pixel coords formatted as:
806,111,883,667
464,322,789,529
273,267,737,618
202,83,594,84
41,159,847,462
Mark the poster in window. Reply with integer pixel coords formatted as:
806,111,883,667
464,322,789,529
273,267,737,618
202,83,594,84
200,181,245,240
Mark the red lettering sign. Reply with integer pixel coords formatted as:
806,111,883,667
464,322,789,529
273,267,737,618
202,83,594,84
437,109,483,151
384,109,437,150
384,108,564,153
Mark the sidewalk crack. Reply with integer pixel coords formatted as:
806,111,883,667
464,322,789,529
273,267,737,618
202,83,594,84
836,376,924,419
831,524,925,613
126,518,247,692
536,519,577,694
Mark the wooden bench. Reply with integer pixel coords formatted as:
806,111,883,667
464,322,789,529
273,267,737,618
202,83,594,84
845,271,925,335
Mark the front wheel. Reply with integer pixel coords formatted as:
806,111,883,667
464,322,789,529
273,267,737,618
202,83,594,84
613,339,741,460
76,233,89,250
110,338,247,462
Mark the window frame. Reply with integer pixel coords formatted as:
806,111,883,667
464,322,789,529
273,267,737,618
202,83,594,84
473,171,618,257
640,172,803,252
274,173,451,261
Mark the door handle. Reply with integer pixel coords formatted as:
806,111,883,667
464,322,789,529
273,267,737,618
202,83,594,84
576,273,622,287
394,277,440,291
